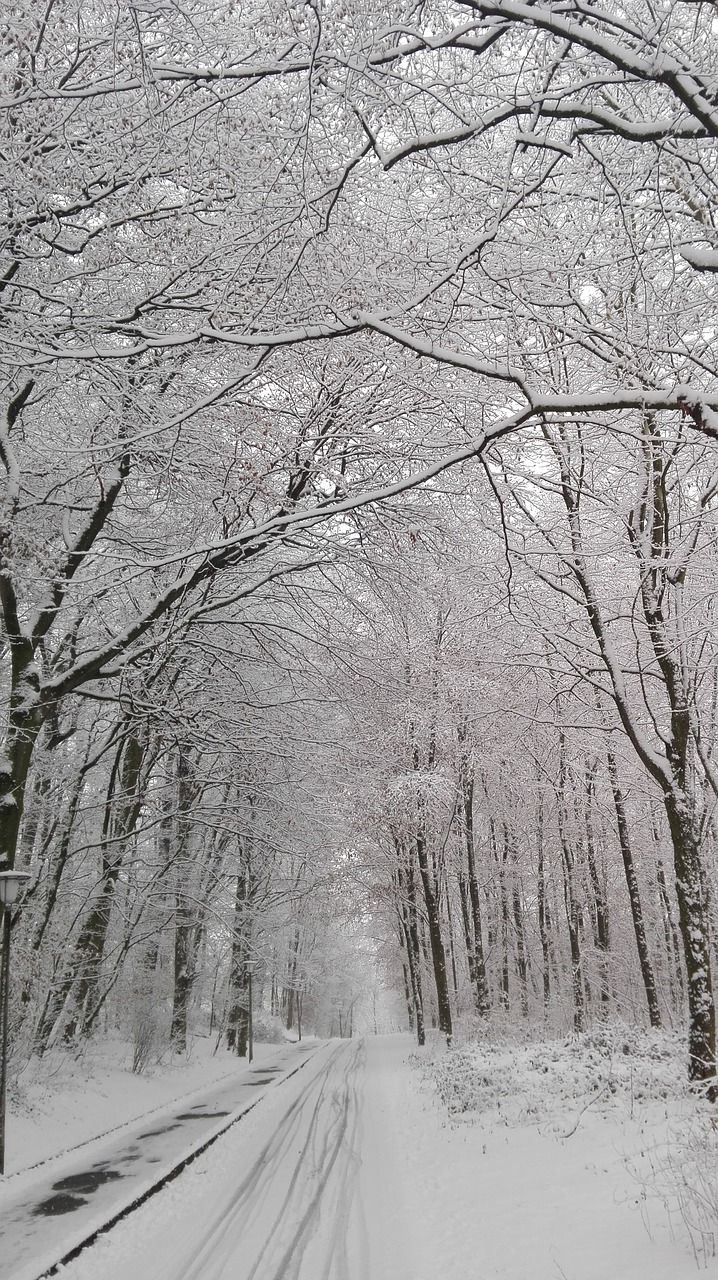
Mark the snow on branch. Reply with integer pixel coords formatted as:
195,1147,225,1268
680,247,718,273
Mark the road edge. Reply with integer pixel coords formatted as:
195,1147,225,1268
21,1043,323,1280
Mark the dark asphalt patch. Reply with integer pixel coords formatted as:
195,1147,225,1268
54,1170,124,1195
27,1043,321,1273
33,1193,89,1217
174,1110,231,1120
34,1167,125,1214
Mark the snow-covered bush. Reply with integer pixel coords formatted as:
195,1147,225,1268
414,1025,687,1127
629,1111,718,1268
417,1026,718,1265
251,1011,286,1045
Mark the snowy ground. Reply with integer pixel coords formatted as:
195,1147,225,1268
39,1031,717,1280
411,1028,718,1278
7,1033,295,1176
0,1037,318,1280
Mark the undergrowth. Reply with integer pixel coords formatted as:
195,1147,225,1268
413,1023,686,1126
414,1023,718,1266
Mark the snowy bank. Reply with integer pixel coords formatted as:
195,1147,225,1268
413,1026,718,1269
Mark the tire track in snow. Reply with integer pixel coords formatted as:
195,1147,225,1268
165,1039,367,1280
24,1046,321,1280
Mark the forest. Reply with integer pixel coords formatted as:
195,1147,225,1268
1,0,718,1105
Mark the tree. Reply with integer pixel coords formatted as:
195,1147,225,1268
4,0,718,1088
487,414,718,1081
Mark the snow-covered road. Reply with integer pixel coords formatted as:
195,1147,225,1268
157,1039,366,1280
55,1036,424,1280
0,1041,320,1280
33,1034,713,1280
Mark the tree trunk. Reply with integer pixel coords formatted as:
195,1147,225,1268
284,925,301,1032
656,856,684,1010
400,950,414,1033
606,748,662,1029
170,747,197,1053
398,852,425,1046
415,820,452,1040
512,875,530,1018
458,872,478,998
457,722,490,1016
71,731,147,1040
35,729,147,1051
557,733,584,1032
536,790,552,1010
663,787,715,1085
443,874,460,997
584,759,611,1011
0,639,45,871
499,823,511,1011
226,840,253,1056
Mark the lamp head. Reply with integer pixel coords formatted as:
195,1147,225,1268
0,871,31,906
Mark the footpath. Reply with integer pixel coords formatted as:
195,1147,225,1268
0,1040,319,1280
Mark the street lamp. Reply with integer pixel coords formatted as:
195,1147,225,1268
0,871,31,1176
247,965,253,1064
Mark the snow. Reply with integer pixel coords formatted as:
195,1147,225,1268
42,1032,716,1280
420,1023,684,1123
6,1034,298,1177
0,1037,322,1280
680,247,718,273
411,1028,713,1277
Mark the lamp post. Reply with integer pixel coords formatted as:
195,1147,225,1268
0,871,31,1176
247,966,253,1064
